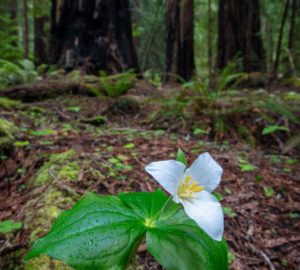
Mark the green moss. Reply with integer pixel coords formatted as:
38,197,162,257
0,97,21,110
24,255,74,270
0,118,16,138
57,161,80,180
85,83,102,97
100,70,136,97
24,150,79,269
0,118,17,150
24,187,76,269
33,150,80,186
26,190,65,243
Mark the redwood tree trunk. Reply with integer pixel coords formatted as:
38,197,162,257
165,0,195,82
50,0,139,74
23,0,29,59
10,0,18,47
272,0,290,78
34,16,47,65
287,0,299,75
295,0,300,72
216,0,266,72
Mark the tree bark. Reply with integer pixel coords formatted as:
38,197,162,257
288,0,298,51
34,0,49,65
23,0,29,58
208,0,212,79
295,0,300,72
50,0,139,74
286,0,299,76
34,16,47,65
216,0,266,72
165,0,195,82
272,0,290,78
10,0,19,47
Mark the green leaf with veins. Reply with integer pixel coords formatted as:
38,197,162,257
26,190,228,270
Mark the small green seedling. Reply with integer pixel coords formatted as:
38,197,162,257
263,187,275,198
223,207,237,218
67,106,81,112
0,220,22,234
262,125,288,135
228,250,236,265
193,128,209,136
238,158,256,172
124,143,135,149
14,141,30,147
30,129,56,136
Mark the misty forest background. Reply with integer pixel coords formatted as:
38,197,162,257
0,0,300,270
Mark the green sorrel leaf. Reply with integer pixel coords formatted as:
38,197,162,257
26,190,228,270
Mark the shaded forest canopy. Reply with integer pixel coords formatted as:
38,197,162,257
0,0,299,79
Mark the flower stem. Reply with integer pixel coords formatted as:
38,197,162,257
159,196,173,218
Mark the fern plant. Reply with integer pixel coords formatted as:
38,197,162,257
0,59,39,89
183,58,246,109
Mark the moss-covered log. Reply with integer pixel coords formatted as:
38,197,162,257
24,150,80,270
0,80,101,102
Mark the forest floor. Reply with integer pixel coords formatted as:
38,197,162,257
0,82,300,270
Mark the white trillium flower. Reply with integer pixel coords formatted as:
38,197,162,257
145,152,224,241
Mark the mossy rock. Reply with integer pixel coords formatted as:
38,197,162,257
100,70,136,98
0,118,17,151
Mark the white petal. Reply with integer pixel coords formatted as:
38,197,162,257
181,190,224,241
145,160,185,196
186,152,223,192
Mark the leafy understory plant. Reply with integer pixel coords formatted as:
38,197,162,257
26,150,228,270
262,125,289,135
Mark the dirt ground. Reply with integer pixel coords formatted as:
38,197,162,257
0,89,300,270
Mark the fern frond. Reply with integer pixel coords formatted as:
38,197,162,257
283,134,300,153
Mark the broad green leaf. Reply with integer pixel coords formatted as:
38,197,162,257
147,202,228,270
26,193,146,270
26,190,228,270
176,149,187,167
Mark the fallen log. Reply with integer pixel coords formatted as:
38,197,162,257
0,79,101,102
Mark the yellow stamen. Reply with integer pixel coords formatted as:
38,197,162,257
177,175,204,199
182,175,191,187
